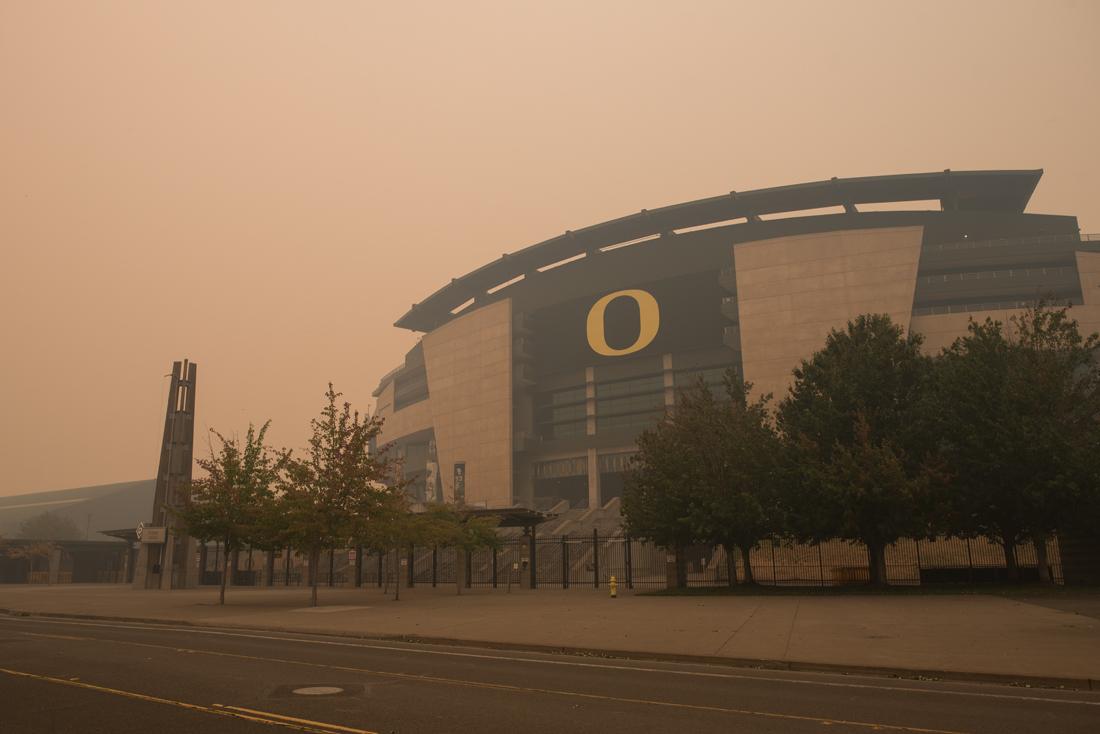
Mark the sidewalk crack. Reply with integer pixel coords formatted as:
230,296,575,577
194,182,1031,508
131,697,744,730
713,605,760,655
781,601,800,660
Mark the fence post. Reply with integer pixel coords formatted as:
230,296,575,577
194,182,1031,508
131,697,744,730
377,552,383,588
770,539,778,586
817,544,825,587
966,538,974,584
492,547,498,589
562,537,569,589
328,548,335,587
593,529,600,588
914,539,922,585
284,547,291,586
465,549,472,588
432,546,438,588
625,535,633,589
529,525,537,590
407,545,415,588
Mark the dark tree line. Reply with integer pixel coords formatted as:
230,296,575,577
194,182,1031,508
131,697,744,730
623,305,1100,586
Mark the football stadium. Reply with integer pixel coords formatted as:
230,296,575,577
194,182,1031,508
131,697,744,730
6,170,1098,589
373,169,1100,514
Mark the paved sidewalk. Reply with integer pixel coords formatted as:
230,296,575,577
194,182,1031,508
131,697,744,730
2,583,1098,686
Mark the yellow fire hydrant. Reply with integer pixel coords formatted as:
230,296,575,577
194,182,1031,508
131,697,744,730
609,575,618,598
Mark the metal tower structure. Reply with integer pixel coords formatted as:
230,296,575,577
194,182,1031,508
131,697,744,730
134,359,198,590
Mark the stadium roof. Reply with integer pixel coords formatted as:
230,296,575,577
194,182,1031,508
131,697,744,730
395,169,1043,332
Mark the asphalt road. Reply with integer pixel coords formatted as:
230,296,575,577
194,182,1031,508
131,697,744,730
0,616,1097,734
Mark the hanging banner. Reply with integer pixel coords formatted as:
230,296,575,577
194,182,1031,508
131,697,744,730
453,462,466,504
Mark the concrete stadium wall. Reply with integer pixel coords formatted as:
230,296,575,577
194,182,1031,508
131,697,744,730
375,380,434,446
734,226,924,400
421,298,513,508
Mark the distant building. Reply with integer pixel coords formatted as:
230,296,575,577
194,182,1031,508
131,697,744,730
372,170,1100,511
0,480,153,542
0,481,151,584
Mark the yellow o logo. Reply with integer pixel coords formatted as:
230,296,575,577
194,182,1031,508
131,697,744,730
586,289,660,357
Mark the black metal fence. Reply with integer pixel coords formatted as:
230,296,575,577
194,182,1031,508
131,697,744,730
204,533,1063,589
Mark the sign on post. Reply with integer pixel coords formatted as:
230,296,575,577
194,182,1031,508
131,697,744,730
136,523,166,544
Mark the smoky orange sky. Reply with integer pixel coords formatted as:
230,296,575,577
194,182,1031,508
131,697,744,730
2,1,1098,497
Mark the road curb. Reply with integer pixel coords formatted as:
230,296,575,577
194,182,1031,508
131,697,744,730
2,607,1095,692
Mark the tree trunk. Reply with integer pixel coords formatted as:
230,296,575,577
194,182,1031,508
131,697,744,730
393,548,400,601
1033,535,1051,584
455,548,464,596
740,545,755,585
674,545,687,589
219,545,230,606
867,541,887,586
1002,539,1020,583
383,551,390,595
230,549,240,588
309,548,320,607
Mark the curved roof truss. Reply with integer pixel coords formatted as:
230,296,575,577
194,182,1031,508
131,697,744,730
396,169,1042,331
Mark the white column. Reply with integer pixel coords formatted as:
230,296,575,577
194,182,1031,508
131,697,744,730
663,353,675,408
587,448,600,509
585,366,596,436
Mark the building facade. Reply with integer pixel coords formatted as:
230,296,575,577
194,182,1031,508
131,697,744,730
372,170,1100,511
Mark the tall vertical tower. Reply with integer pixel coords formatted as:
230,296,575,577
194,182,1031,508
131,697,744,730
134,359,198,589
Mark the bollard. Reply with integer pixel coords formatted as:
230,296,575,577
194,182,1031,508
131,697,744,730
609,575,618,598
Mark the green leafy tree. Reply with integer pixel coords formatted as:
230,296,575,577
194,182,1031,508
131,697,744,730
173,422,288,605
276,384,403,607
778,314,933,585
690,374,785,585
414,503,500,595
926,304,1100,581
818,415,934,582
353,487,417,601
622,398,703,588
18,511,81,541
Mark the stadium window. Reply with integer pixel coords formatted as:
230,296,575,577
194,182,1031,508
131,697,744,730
596,392,665,417
548,386,586,406
596,411,664,433
595,374,663,399
546,421,586,439
535,385,588,440
674,366,730,400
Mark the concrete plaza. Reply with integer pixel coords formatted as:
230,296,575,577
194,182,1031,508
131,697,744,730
1,583,1098,687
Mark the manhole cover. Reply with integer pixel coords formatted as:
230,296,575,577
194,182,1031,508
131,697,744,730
292,686,344,696
270,683,363,698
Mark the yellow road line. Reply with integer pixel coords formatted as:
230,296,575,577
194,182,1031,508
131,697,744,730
17,630,969,733
216,705,376,734
0,666,374,734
